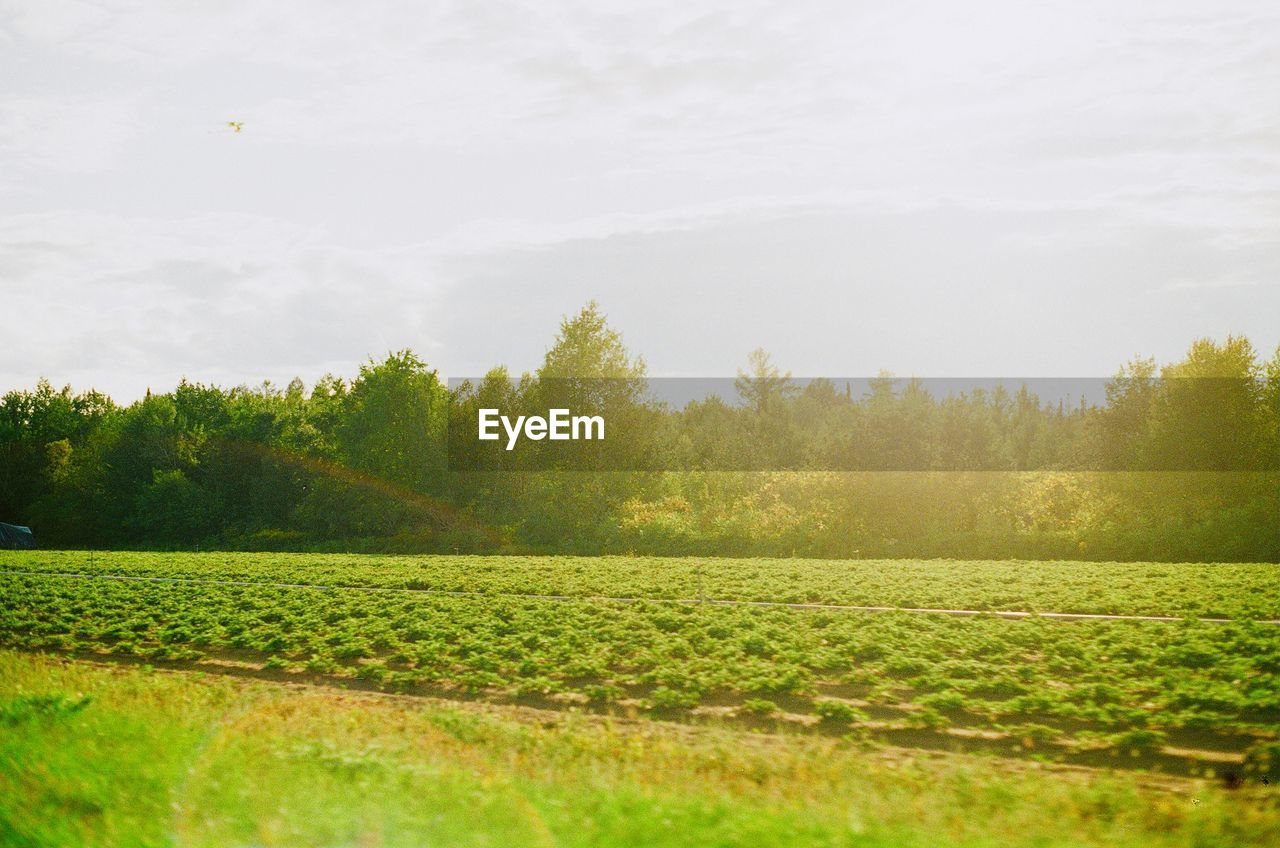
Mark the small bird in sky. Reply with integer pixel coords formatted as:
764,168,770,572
227,121,244,133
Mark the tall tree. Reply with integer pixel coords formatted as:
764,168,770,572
1149,337,1266,470
338,351,449,494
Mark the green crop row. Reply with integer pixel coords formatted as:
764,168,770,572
2,570,1277,751
3,551,1278,619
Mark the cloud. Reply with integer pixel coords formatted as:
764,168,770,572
0,93,144,175
1157,277,1262,292
0,212,447,398
3,181,1278,402
1,1,1277,398
429,197,1280,378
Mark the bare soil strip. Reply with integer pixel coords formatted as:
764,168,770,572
3,568,1278,624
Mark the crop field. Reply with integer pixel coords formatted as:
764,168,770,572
5,550,1280,618
2,551,1278,780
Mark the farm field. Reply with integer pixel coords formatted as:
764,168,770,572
4,550,1280,619
1,551,1278,781
3,650,1280,848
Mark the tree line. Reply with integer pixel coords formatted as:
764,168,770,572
2,303,1277,560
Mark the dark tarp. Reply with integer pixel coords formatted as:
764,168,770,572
0,522,35,549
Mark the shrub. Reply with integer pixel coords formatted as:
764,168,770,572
909,707,949,729
305,654,339,674
741,698,780,716
648,686,700,710
1113,729,1167,756
583,684,624,704
1009,723,1062,750
355,663,389,683
1243,741,1280,783
814,699,862,723
916,690,968,711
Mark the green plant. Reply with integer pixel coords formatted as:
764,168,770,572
648,686,700,710
741,698,780,716
1112,729,1167,756
1242,740,1280,783
813,699,861,723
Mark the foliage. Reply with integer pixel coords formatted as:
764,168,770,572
1243,740,1280,782
1,307,1277,560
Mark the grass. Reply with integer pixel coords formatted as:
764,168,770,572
2,650,1279,847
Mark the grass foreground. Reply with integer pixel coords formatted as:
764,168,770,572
2,650,1279,847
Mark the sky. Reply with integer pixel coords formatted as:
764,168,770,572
2,0,1278,401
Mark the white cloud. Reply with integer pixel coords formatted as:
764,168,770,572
0,93,143,174
1,0,1277,398
0,212,447,398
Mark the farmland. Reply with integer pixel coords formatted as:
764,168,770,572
2,551,1277,780
6,550,1280,618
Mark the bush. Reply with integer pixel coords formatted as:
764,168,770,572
648,686,700,710
305,654,339,674
1009,723,1062,750
916,690,968,711
583,684,625,704
355,663,389,683
1113,729,1167,756
814,699,862,723
741,698,780,716
1243,741,1280,783
909,707,948,729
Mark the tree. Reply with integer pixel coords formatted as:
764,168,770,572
729,349,802,469
541,301,646,381
0,380,112,520
1262,346,1280,469
734,349,795,415
536,302,655,470
1097,357,1157,470
338,351,449,494
537,301,648,418
1148,337,1266,470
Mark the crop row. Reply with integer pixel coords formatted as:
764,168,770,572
2,572,1277,751
3,551,1278,619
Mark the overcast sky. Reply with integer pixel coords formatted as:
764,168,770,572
2,0,1277,401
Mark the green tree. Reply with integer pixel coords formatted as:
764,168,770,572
338,351,449,494
734,349,795,415
1097,357,1157,470
535,302,654,470
1148,337,1266,470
